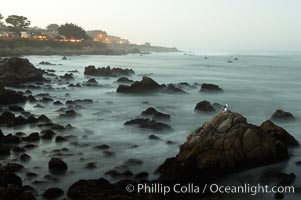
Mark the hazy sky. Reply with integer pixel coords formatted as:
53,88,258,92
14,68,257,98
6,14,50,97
1,0,301,52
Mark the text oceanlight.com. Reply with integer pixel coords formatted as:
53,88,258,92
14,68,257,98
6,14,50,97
126,183,295,196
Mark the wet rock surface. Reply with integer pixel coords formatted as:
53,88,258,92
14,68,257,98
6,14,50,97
271,109,295,121
0,57,45,86
84,66,135,77
117,76,185,94
157,112,299,183
200,83,223,92
124,118,172,131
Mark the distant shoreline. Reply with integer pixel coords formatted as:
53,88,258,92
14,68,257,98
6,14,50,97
0,39,179,57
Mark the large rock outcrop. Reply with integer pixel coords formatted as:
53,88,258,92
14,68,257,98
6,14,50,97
0,57,45,86
158,111,299,182
117,76,185,94
84,66,135,77
0,84,26,105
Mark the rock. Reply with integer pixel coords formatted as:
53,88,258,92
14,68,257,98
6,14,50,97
274,192,284,199
117,76,163,93
62,56,67,60
41,130,56,140
86,78,98,84
43,188,64,199
59,110,79,118
94,144,110,150
48,158,68,174
116,77,134,83
20,153,31,162
53,101,63,106
8,105,24,112
271,109,295,121
0,172,22,187
125,158,143,166
86,162,97,169
55,136,67,143
0,57,45,86
12,147,25,153
22,132,40,142
194,100,215,112
157,112,299,183
260,120,299,146
200,83,223,92
39,61,56,65
124,118,172,131
60,73,74,80
149,135,160,140
141,107,171,121
68,178,143,200
0,85,27,105
135,172,149,179
103,151,115,157
84,66,135,77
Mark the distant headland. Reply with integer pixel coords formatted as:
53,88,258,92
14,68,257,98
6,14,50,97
0,14,179,56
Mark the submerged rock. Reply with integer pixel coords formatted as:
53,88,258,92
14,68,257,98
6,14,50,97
157,112,299,183
141,107,171,121
43,188,64,199
84,65,135,77
124,118,172,131
48,157,68,174
200,83,223,92
194,100,215,112
116,77,134,83
271,109,295,121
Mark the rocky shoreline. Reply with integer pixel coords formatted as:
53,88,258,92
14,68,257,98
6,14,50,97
0,57,299,200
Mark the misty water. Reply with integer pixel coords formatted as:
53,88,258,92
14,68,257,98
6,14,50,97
1,52,301,199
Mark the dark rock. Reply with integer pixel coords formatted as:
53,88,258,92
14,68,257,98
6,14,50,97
43,188,64,199
103,150,115,157
84,65,135,77
87,78,98,84
8,105,24,112
53,101,64,106
125,158,143,166
62,56,67,60
22,132,40,142
135,172,149,179
12,146,25,153
0,85,27,105
166,140,176,145
0,173,22,187
116,77,134,83
274,192,284,199
124,118,172,131
157,112,299,183
141,107,171,121
200,83,223,92
20,153,31,162
117,76,163,93
38,115,52,123
94,144,110,150
39,61,56,65
86,162,97,169
271,109,295,121
0,57,45,86
149,135,160,140
194,100,215,112
55,136,67,143
1,163,24,173
41,130,56,140
48,157,68,174
60,73,74,80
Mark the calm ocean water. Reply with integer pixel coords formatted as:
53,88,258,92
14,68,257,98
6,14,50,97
2,52,301,199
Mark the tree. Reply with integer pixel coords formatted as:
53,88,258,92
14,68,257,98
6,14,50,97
58,23,89,40
5,15,30,36
46,24,59,32
0,13,4,26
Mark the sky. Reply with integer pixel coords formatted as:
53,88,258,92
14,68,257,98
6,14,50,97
1,0,301,52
